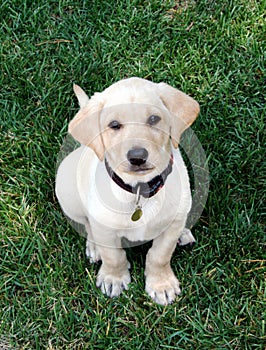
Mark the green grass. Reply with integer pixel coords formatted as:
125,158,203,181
1,0,265,348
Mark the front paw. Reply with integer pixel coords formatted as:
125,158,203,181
145,268,181,305
96,265,131,298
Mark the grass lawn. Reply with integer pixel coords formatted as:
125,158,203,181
1,0,265,349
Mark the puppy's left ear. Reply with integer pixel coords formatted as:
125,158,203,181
157,82,200,148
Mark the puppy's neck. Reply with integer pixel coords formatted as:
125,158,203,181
104,155,173,199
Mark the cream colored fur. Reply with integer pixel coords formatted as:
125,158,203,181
56,77,199,305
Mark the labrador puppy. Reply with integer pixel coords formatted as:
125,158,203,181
55,77,199,305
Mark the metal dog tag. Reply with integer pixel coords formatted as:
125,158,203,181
131,206,143,221
131,185,143,221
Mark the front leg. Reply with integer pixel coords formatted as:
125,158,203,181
96,246,131,298
145,224,185,305
88,223,131,298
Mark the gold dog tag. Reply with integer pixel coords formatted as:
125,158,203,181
131,185,143,221
131,206,143,221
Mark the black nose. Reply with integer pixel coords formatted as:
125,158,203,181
127,148,148,166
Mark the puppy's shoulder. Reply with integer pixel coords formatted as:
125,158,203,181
58,145,96,173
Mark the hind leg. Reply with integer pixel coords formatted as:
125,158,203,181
177,228,196,247
85,221,101,263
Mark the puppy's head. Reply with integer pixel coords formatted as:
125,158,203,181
69,78,199,184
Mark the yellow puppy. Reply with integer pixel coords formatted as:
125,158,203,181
56,77,199,305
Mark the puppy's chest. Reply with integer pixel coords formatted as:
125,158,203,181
86,187,178,241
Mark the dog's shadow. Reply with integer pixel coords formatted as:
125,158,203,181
123,239,152,267
124,237,195,275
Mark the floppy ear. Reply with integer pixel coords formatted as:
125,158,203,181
68,85,105,160
157,82,200,148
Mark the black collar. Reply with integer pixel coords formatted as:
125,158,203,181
104,155,173,198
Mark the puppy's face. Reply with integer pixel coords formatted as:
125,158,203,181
69,78,200,184
100,94,172,183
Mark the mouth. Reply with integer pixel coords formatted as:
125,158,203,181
106,156,156,177
117,160,155,175
128,164,154,174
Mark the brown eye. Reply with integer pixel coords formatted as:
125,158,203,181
147,115,161,126
108,120,121,130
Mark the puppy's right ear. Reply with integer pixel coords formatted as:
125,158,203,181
68,85,105,160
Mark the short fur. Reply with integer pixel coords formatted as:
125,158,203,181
56,77,199,305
